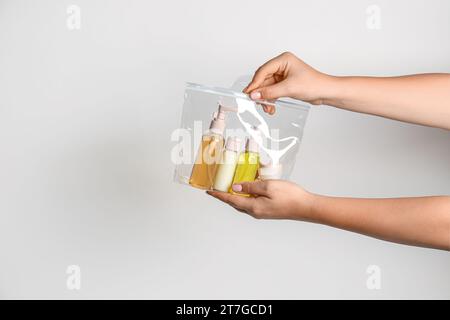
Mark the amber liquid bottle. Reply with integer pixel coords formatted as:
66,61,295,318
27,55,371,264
189,106,226,189
189,133,224,189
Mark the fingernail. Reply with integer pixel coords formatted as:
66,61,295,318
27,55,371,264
250,91,261,100
232,184,242,192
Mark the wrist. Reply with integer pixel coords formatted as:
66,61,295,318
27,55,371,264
292,189,323,223
303,192,329,224
319,75,348,107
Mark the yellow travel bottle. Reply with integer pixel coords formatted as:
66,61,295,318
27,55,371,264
189,106,226,189
229,137,260,196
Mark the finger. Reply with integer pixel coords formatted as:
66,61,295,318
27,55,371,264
231,180,269,197
267,105,276,114
261,104,276,115
257,81,277,114
252,80,288,100
206,190,255,212
259,77,277,88
309,99,324,105
245,55,287,93
246,77,277,95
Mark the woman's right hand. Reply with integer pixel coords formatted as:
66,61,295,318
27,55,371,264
244,52,335,114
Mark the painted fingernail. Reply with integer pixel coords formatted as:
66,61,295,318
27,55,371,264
250,91,261,100
232,184,242,192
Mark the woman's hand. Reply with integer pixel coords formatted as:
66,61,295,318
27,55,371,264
244,52,335,114
207,180,317,221
246,52,450,129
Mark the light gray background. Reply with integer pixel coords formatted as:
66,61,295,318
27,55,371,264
0,0,449,299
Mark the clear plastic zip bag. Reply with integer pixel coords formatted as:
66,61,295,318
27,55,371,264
172,80,310,193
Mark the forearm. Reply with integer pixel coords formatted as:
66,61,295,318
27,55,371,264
322,74,450,130
305,194,450,250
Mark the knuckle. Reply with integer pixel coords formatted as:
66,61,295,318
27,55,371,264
281,51,293,58
264,181,276,193
250,202,264,218
251,214,262,220
250,211,262,219
261,86,272,97
239,183,249,194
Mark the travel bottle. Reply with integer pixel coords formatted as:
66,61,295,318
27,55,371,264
229,137,260,196
213,137,242,192
189,105,226,189
258,162,283,180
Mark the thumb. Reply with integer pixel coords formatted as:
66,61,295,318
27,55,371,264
250,81,288,100
232,180,269,196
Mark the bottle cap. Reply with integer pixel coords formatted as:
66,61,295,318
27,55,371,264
258,163,283,180
225,137,242,153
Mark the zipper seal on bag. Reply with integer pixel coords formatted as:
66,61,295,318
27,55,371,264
185,82,311,111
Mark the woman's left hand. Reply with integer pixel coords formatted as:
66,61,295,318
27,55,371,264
207,180,316,220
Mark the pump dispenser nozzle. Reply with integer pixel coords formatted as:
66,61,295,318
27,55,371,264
209,105,227,134
209,104,238,134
